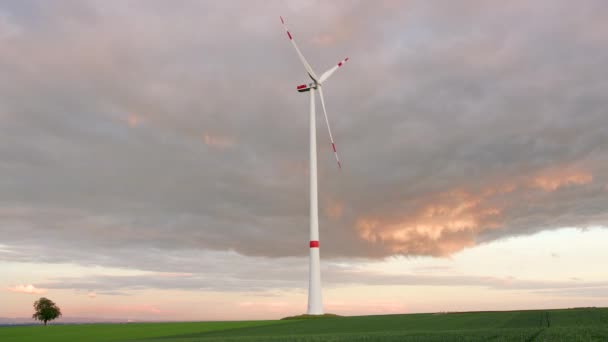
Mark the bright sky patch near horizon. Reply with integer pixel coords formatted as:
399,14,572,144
1,0,607,321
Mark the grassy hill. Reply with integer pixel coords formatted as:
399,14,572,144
1,307,607,341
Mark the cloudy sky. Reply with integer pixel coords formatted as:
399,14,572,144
1,0,608,321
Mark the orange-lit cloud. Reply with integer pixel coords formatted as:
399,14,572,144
279,160,308,177
203,132,234,148
311,18,353,47
325,199,344,219
126,113,141,128
357,189,502,256
530,169,593,191
357,166,594,256
312,33,339,46
7,284,47,294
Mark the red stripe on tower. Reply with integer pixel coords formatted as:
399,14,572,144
310,241,319,248
287,31,293,40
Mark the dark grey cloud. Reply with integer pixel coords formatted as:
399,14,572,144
1,0,607,274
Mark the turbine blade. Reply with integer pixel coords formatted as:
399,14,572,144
280,16,318,82
319,57,349,84
318,86,342,169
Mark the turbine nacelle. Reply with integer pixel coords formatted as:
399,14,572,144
296,83,316,93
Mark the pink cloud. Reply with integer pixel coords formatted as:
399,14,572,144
237,301,290,313
7,284,47,294
72,304,163,316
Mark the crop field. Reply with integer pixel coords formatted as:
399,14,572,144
2,307,607,342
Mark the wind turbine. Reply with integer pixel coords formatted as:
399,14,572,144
280,16,348,315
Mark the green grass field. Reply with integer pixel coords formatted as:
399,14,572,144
2,307,607,341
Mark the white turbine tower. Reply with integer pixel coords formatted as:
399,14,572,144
280,16,348,315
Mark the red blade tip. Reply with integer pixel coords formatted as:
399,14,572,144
280,16,284,24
